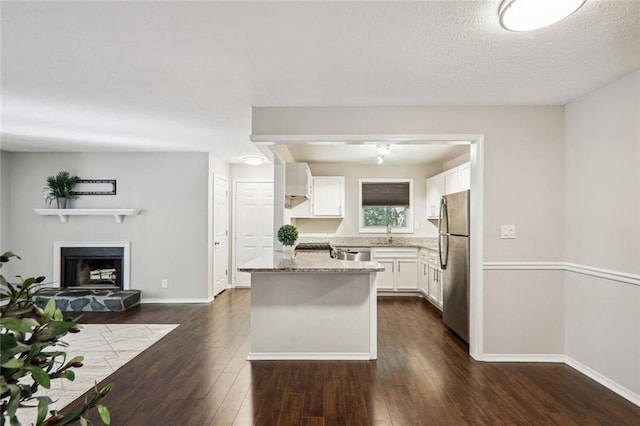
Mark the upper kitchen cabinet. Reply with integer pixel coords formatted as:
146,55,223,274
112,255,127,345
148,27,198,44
426,162,470,219
289,175,345,218
311,176,345,217
285,162,312,209
426,174,444,219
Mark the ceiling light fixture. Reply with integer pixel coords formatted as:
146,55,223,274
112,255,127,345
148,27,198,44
499,0,586,32
241,156,265,166
376,144,392,156
375,144,391,165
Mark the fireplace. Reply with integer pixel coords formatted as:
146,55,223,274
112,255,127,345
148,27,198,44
61,247,123,289
54,242,131,290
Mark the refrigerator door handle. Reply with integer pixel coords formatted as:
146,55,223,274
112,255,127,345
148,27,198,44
438,197,447,235
439,234,448,269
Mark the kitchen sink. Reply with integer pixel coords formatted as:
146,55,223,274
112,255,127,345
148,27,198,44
333,247,371,261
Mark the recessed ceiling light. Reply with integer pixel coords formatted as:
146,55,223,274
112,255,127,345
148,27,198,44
499,0,586,32
241,156,265,166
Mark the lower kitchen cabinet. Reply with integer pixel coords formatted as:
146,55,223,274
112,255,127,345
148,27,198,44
372,248,418,292
418,249,430,294
374,259,395,291
427,250,443,310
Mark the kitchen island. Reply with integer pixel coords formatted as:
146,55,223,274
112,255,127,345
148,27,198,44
237,250,384,361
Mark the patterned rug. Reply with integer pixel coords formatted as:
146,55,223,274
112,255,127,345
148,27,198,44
15,324,178,425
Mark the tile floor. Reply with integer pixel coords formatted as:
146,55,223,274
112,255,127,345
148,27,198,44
15,324,178,425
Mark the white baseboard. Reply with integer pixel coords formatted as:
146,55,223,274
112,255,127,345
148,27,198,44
565,356,640,407
482,354,566,363
377,290,420,296
141,296,214,304
483,353,639,407
247,352,374,361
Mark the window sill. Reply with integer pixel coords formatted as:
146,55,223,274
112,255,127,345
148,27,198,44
358,227,414,234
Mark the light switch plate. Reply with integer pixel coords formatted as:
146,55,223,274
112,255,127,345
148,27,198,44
500,224,516,239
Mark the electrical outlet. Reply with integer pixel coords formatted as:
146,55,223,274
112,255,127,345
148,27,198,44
161,279,168,289
500,224,516,239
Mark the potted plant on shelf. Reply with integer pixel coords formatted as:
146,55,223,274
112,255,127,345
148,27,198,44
277,224,298,257
43,171,81,209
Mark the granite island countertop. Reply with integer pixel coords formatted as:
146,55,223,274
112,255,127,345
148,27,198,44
238,250,385,273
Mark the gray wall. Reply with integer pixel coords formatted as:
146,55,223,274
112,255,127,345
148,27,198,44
565,70,640,396
253,105,566,356
0,151,10,254
4,152,209,301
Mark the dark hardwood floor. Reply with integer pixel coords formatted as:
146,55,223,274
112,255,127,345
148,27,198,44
64,289,640,425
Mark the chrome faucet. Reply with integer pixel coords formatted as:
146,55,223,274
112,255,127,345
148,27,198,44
386,221,392,243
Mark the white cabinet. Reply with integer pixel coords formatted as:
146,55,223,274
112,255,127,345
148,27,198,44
372,248,418,292
426,161,470,220
289,176,345,218
375,259,395,291
426,174,444,219
311,176,345,217
444,168,459,195
427,250,443,310
457,162,471,191
418,249,429,294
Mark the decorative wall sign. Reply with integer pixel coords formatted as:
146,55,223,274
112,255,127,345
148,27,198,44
71,180,117,195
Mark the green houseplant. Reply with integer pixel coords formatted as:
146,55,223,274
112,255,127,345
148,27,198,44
0,252,112,425
277,224,298,257
43,171,81,209
277,224,298,247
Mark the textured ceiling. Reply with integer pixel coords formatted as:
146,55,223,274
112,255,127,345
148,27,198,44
1,1,639,162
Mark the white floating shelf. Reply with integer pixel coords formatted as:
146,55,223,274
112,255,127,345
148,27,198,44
34,209,141,223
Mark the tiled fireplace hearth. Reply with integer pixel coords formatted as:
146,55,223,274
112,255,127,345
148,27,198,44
35,241,140,312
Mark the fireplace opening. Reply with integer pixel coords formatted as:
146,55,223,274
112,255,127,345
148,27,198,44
61,247,124,289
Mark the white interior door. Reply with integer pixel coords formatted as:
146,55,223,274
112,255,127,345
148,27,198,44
213,176,229,296
234,181,274,287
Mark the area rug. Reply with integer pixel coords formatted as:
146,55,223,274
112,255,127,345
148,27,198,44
15,324,178,425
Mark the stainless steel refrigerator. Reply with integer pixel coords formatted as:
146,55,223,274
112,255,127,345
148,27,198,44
438,190,470,343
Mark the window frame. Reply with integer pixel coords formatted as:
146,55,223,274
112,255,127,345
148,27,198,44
358,178,414,234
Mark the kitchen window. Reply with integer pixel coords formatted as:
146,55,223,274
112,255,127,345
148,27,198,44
358,179,414,234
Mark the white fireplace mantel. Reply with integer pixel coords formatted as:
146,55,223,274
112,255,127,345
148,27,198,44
34,208,141,223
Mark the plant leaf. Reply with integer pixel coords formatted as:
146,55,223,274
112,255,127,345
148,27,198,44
0,317,39,333
43,298,56,322
63,356,84,369
6,384,20,417
64,369,75,381
28,366,51,389
36,396,53,425
1,358,24,369
96,404,111,425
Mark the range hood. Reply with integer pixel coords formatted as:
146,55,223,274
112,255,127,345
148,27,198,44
285,162,312,208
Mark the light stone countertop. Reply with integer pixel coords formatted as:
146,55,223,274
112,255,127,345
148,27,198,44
238,250,385,273
297,236,440,252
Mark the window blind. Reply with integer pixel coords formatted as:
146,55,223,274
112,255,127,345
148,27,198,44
361,182,410,206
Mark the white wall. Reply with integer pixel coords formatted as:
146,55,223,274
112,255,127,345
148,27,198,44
564,70,640,397
4,152,210,301
253,105,566,356
294,162,442,237
0,151,9,253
